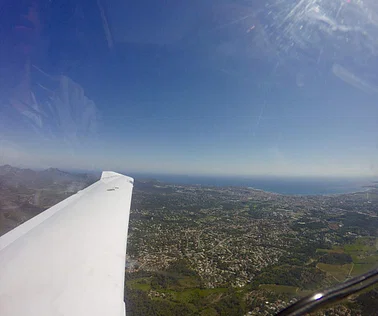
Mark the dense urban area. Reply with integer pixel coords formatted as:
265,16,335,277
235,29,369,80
0,165,377,315
126,178,378,315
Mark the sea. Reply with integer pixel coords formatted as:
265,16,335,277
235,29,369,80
128,173,375,196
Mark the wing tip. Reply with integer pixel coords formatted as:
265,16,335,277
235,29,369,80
101,171,134,185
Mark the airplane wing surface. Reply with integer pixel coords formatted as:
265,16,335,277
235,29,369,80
0,171,133,316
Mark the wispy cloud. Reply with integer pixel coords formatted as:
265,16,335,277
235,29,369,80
332,64,378,94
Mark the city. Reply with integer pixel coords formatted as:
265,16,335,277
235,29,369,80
125,179,378,315
0,166,377,315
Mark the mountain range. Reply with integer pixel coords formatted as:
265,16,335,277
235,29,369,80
0,165,97,236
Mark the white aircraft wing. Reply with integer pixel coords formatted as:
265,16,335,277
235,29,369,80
0,171,134,316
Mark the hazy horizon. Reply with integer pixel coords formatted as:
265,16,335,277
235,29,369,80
1,164,373,196
3,163,377,180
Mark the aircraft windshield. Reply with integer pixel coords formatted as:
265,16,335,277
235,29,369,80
1,0,378,315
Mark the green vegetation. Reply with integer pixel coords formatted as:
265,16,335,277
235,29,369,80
259,284,298,295
316,247,344,254
315,237,378,279
251,265,326,290
344,237,376,253
125,261,246,315
318,252,353,265
352,263,375,276
125,273,245,316
126,278,151,291
316,263,353,282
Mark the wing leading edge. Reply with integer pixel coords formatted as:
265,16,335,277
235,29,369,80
0,171,134,316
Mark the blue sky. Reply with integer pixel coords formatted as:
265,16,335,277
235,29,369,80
7,0,378,177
